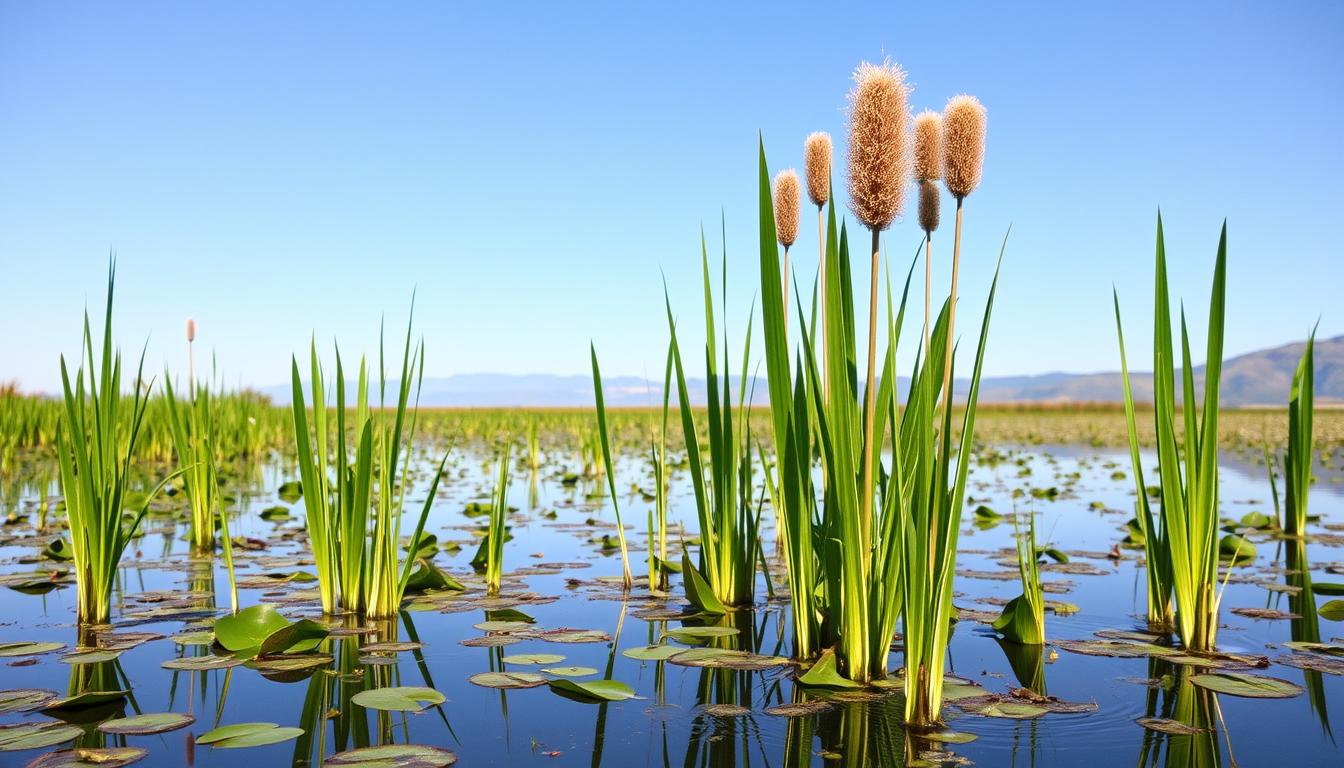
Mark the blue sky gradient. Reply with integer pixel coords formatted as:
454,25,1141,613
2,1,1341,393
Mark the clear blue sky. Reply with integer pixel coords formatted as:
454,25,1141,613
2,1,1341,394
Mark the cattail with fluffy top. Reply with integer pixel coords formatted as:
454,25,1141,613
773,170,800,248
846,58,911,592
186,317,196,398
185,317,196,343
918,180,940,234
913,110,942,182
804,133,832,209
846,59,911,231
942,95,986,199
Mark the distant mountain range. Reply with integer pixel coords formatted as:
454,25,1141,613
261,335,1343,408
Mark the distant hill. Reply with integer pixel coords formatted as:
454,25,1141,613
262,335,1343,408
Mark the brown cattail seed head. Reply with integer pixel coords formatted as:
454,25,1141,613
846,59,911,232
773,170,801,248
185,317,196,343
803,132,832,208
942,94,986,199
913,110,942,181
918,180,940,234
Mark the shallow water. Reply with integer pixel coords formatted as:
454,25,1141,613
2,442,1342,767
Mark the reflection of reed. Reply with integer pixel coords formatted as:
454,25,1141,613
997,638,1047,696
1286,540,1333,738
1135,660,1231,768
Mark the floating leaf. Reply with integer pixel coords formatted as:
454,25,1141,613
665,626,739,643
473,621,531,633
1137,717,1210,735
98,712,196,735
323,744,458,766
0,722,82,751
249,654,333,673
1319,600,1344,621
1218,534,1256,564
468,672,547,689
621,645,681,661
1188,672,1303,698
171,630,215,646
277,481,303,504
359,642,422,654
162,655,243,671
0,688,57,714
257,619,329,657
1311,582,1344,596
797,649,862,689
351,686,445,712
198,722,304,748
60,648,123,665
213,605,289,652
43,690,129,714
667,648,791,670
547,678,637,703
0,640,64,657
526,628,609,644
1055,639,1176,658
1284,641,1344,657
501,653,565,665
541,666,597,677
25,747,149,767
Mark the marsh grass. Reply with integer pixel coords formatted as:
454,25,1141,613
664,233,762,610
590,344,633,590
290,307,450,618
485,443,512,594
1115,215,1229,651
1269,329,1316,535
57,262,172,625
992,512,1045,645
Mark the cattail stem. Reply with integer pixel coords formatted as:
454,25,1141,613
818,206,828,402
782,246,790,343
942,199,964,415
188,340,195,401
923,234,932,360
860,227,880,558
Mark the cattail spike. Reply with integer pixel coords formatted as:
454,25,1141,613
773,170,801,248
943,94,986,199
804,132,832,208
185,317,196,343
918,180,940,234
913,110,942,181
846,59,912,231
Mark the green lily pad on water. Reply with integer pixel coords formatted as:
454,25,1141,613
350,686,445,712
468,671,547,689
665,626,739,643
25,746,149,767
797,649,862,690
622,644,681,661
277,481,302,504
473,620,531,633
162,654,244,671
323,744,458,766
197,722,304,748
541,666,597,677
501,653,565,665
667,647,791,670
547,678,637,703
1188,671,1303,698
0,722,82,752
98,712,196,735
60,648,123,665
0,640,65,657
1319,600,1344,621
0,688,57,714
1137,717,1211,735
42,690,129,715
214,604,289,651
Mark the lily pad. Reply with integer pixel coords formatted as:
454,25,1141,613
98,712,196,735
0,722,82,752
0,688,57,714
25,747,149,767
43,690,129,715
323,744,458,766
473,620,532,633
162,655,244,671
257,619,330,657
526,628,610,644
468,671,547,689
350,686,445,712
547,678,637,703
1188,671,1303,698
1137,717,1210,735
797,649,862,689
0,640,64,657
501,653,566,665
622,645,681,661
664,626,740,643
60,648,123,665
213,605,290,652
541,666,597,677
197,722,304,748
667,647,791,670
1319,600,1344,621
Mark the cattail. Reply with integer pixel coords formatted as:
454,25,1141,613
803,132,832,208
846,59,911,231
913,110,942,181
918,180,940,234
185,317,196,343
773,170,800,248
942,94,986,199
